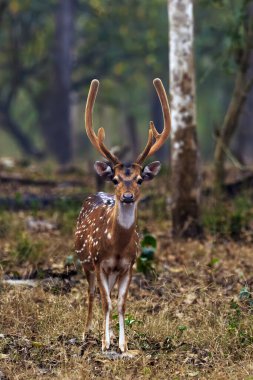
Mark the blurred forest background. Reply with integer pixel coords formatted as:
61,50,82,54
1,0,252,167
2,2,253,378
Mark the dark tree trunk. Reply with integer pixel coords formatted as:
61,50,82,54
214,1,253,184
125,114,140,160
0,0,7,21
42,0,74,165
0,109,44,158
214,72,253,182
232,2,253,165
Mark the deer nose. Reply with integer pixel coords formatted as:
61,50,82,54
122,192,134,203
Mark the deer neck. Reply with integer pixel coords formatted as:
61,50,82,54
111,200,137,238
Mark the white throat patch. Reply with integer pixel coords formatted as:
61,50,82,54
117,202,136,229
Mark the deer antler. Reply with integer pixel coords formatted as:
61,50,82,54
135,78,171,165
85,79,120,165
135,123,154,164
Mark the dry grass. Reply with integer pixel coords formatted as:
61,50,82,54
1,167,253,379
1,235,253,379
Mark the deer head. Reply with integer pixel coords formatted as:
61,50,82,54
85,78,171,204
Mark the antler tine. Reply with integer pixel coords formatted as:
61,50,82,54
135,124,154,164
134,78,171,165
85,79,120,165
147,78,171,158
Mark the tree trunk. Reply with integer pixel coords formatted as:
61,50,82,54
214,1,253,185
168,0,202,238
0,108,44,158
214,71,253,182
0,1,7,22
232,2,253,166
42,0,74,165
125,114,140,160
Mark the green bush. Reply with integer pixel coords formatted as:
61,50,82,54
0,215,10,238
203,194,253,238
137,234,157,278
11,233,43,264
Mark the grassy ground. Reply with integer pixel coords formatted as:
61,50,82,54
1,163,253,379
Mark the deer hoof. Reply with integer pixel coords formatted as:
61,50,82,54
119,342,128,353
102,339,110,351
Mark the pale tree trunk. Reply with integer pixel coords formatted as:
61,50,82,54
168,0,202,238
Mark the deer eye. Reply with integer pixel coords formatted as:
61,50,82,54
137,177,143,185
112,177,119,185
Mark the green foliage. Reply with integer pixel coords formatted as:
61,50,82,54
177,325,187,332
11,232,42,264
202,203,228,237
57,207,80,234
0,0,251,161
65,255,74,266
112,313,143,331
0,0,246,161
227,295,253,346
228,300,241,331
1,0,169,156
137,233,157,277
152,196,167,220
198,0,250,72
136,257,155,277
141,234,157,257
0,0,54,152
0,214,10,238
208,257,220,267
239,287,253,307
230,196,253,237
203,194,253,238
196,0,252,157
77,0,168,84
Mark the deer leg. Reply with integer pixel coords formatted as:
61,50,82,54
118,268,132,353
84,270,96,334
108,272,118,343
97,269,112,351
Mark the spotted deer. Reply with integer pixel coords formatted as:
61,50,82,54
75,78,171,353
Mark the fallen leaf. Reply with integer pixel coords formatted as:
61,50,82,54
187,372,199,377
184,293,197,305
0,354,9,359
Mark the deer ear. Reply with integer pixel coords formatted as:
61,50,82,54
94,161,114,181
142,161,161,181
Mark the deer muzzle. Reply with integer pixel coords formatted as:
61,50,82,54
121,192,134,204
